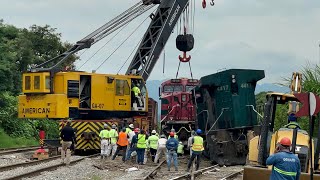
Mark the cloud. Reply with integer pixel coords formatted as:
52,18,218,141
1,0,320,84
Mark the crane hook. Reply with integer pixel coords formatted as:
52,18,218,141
210,0,214,6
179,52,191,62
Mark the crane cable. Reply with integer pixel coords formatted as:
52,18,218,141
78,22,130,70
95,12,151,71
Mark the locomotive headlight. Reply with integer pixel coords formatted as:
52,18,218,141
232,79,236,83
182,94,187,102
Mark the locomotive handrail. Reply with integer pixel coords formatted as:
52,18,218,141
206,108,229,135
246,105,263,118
160,104,180,123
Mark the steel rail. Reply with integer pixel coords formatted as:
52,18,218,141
0,155,60,172
0,146,42,156
3,154,99,180
220,169,243,180
169,165,219,180
141,160,166,180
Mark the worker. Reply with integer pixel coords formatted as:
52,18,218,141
167,129,178,140
112,128,129,162
147,130,159,162
284,113,300,129
266,137,301,180
166,132,179,171
177,141,184,157
187,129,204,172
126,124,134,134
99,124,110,159
137,129,147,165
60,120,76,165
132,83,142,107
126,128,140,161
127,124,136,152
154,134,167,163
187,130,195,157
107,124,118,157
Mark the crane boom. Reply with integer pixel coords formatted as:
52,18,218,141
126,0,189,81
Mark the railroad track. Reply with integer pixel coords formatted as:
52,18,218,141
0,155,60,172
220,169,243,180
2,154,99,180
0,146,41,156
141,160,166,180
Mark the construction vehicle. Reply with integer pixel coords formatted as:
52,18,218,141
18,0,195,151
245,72,320,179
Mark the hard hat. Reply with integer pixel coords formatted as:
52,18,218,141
104,124,108,128
160,134,166,138
179,141,183,144
169,132,175,137
112,124,117,129
280,137,291,146
171,129,175,132
151,130,157,134
134,128,140,133
129,124,134,128
196,129,202,134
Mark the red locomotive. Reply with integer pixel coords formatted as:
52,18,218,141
160,78,199,143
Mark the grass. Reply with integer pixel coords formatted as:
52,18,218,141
91,175,101,180
0,128,39,148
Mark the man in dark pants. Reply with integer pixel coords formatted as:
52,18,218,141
126,128,140,161
60,120,76,165
166,132,179,171
266,137,301,180
136,129,148,165
187,129,204,172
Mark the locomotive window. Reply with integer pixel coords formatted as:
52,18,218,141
186,85,195,92
163,85,183,92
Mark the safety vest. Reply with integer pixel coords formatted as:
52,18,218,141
284,122,300,129
177,143,184,154
132,86,140,96
117,132,128,146
148,135,159,149
192,136,204,151
126,128,132,134
137,134,147,149
109,129,118,144
99,129,109,139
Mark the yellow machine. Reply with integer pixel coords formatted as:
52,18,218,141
245,72,320,179
17,0,191,151
19,72,147,119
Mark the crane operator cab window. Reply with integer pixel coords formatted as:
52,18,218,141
131,79,146,111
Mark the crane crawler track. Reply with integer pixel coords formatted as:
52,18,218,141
3,154,99,180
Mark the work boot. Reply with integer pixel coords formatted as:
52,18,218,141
168,168,170,171
175,167,178,171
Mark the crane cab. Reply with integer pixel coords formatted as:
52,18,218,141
18,71,148,119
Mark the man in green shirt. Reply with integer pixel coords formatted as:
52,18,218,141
107,124,118,157
132,83,142,107
147,130,159,162
99,124,110,159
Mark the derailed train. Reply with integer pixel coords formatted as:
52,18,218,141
195,69,265,165
160,69,265,165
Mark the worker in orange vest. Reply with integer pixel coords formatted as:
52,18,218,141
112,127,129,162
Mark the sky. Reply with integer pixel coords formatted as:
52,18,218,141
1,0,320,84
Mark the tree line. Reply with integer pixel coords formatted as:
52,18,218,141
0,19,77,140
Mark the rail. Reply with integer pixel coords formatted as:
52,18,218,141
220,169,243,180
169,165,219,180
0,146,41,156
3,154,99,180
141,160,166,180
0,155,60,172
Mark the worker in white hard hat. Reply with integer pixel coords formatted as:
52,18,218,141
107,124,118,157
154,134,167,163
127,124,135,153
147,130,159,162
99,124,110,159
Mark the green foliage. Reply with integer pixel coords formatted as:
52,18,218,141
0,20,76,146
0,128,38,148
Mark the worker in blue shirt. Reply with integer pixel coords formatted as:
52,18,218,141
166,132,179,171
266,137,301,180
